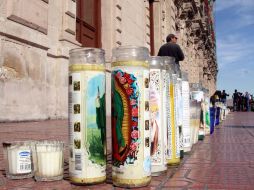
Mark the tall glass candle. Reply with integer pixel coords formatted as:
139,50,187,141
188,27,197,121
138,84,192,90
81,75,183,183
175,65,184,159
181,72,191,152
190,83,203,143
111,46,151,188
68,48,106,185
167,62,180,165
149,56,167,176
203,88,211,135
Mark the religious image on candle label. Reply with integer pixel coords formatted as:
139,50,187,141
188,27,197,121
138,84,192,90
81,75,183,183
144,78,149,88
69,76,72,85
73,81,80,91
199,100,205,136
145,120,149,130
112,70,140,167
86,74,106,166
74,104,80,114
74,122,81,132
149,71,161,164
74,139,81,149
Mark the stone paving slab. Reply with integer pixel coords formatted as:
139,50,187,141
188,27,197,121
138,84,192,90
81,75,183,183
0,112,254,189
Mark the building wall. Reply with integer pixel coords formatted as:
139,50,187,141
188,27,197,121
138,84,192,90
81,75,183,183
0,0,217,121
0,0,78,121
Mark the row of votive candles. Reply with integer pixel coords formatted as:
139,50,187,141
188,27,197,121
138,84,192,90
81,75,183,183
3,140,64,181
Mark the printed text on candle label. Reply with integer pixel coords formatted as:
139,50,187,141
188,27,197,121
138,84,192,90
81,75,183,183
17,150,31,173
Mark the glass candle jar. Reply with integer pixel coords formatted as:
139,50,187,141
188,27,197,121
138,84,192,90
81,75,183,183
3,141,33,179
190,83,203,144
181,72,191,152
161,57,174,164
111,46,151,188
33,140,64,181
149,56,167,176
167,60,180,165
68,48,106,185
175,65,184,159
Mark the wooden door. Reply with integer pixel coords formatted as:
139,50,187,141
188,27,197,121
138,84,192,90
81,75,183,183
76,0,101,47
149,1,155,55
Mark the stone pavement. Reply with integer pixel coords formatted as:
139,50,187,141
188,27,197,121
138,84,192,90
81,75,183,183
1,112,254,190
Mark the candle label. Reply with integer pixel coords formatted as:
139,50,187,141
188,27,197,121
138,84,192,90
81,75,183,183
174,81,180,158
163,71,171,162
112,65,151,181
150,69,163,165
16,150,31,173
112,70,140,166
181,81,191,149
69,68,106,179
199,99,205,135
176,79,182,153
163,72,171,161
167,76,180,163
191,91,205,137
205,97,210,134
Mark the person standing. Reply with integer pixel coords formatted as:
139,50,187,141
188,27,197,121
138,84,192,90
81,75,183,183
221,90,229,105
158,34,184,65
232,89,239,111
245,91,251,112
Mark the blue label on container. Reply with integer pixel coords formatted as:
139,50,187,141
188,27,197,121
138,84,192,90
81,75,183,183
19,151,30,157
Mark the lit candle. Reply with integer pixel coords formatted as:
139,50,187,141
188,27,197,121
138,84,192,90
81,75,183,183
3,141,33,179
34,141,64,181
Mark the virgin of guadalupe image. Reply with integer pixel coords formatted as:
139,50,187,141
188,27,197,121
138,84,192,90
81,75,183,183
111,70,139,166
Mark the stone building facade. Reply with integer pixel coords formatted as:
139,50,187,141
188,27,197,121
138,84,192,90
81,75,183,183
0,0,217,121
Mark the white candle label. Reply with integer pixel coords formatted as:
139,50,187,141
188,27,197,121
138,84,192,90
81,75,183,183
69,69,106,179
150,69,163,165
182,81,191,149
112,64,151,180
162,70,169,164
16,150,31,174
174,79,180,158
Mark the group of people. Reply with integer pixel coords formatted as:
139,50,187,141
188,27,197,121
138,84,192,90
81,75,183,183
232,89,253,112
211,89,253,112
210,90,228,107
158,34,254,113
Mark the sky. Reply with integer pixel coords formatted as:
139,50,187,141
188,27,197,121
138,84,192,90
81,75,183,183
215,0,254,97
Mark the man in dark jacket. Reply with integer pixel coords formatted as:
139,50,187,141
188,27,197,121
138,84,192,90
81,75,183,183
158,33,184,65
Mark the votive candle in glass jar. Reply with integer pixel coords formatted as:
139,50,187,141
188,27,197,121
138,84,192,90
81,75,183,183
68,48,106,185
181,72,191,153
3,141,33,179
111,46,151,188
149,56,167,176
166,59,180,165
34,140,64,181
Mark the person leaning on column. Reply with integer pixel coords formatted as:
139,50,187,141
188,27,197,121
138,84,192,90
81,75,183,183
157,33,184,65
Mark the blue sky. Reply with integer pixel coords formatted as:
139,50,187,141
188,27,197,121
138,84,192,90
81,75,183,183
215,0,254,97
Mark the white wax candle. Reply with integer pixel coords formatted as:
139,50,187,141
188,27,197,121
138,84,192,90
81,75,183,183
7,145,32,175
35,143,63,178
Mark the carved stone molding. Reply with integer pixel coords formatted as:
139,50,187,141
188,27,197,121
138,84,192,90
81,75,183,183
6,0,48,34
